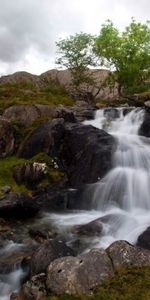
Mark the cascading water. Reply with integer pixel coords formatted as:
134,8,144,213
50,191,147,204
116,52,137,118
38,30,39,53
1,107,150,299
45,107,150,249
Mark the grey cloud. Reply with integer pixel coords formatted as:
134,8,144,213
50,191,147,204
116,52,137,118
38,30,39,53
0,0,149,74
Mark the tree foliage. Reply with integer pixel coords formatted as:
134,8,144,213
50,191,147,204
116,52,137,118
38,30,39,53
56,33,96,87
95,19,150,95
56,19,150,98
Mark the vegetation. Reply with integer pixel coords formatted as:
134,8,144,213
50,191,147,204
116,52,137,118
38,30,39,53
56,19,150,97
48,266,150,300
0,153,64,196
95,19,150,95
56,33,103,102
0,81,73,110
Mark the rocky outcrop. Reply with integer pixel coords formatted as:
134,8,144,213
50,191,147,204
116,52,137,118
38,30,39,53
137,227,150,250
0,192,39,219
3,104,56,127
0,118,14,157
46,248,113,295
31,240,75,276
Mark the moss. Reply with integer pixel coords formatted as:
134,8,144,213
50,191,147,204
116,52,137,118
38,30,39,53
47,266,150,300
0,156,31,195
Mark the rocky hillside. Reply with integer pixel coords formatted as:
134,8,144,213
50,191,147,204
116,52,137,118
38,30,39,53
0,68,119,103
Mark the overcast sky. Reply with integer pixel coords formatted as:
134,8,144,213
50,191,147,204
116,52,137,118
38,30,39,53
0,0,149,76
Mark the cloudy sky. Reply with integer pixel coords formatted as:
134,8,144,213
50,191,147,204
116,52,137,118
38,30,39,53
0,0,149,76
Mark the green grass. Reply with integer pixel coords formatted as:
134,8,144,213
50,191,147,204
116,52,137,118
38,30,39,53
0,81,74,110
0,153,64,196
0,156,30,195
47,266,150,300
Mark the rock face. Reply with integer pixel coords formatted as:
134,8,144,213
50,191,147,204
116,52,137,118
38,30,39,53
106,240,150,269
0,118,14,157
31,240,75,276
3,104,56,127
46,248,113,295
137,227,150,250
0,192,39,218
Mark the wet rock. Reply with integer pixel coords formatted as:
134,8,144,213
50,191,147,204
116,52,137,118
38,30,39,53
31,240,75,276
46,248,113,295
74,218,103,237
104,108,120,120
137,227,150,250
22,273,46,300
139,114,150,137
0,192,39,219
3,104,56,127
0,246,34,274
10,292,22,300
0,118,14,157
53,123,116,187
106,240,150,269
13,162,47,188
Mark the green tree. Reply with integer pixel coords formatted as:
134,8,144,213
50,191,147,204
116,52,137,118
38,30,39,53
95,19,150,95
56,33,102,102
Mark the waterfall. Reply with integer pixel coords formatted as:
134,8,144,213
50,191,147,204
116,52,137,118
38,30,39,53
1,107,150,299
46,107,150,249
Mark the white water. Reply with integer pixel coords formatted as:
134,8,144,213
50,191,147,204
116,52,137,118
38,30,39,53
43,107,150,249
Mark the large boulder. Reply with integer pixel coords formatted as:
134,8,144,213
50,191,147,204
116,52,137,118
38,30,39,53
0,192,39,219
0,118,14,157
46,248,113,295
3,104,56,127
137,227,150,250
106,240,150,269
31,240,75,276
18,119,116,187
53,123,116,187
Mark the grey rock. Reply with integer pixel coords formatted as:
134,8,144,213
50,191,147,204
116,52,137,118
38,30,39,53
31,240,75,276
46,248,113,295
106,240,150,269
